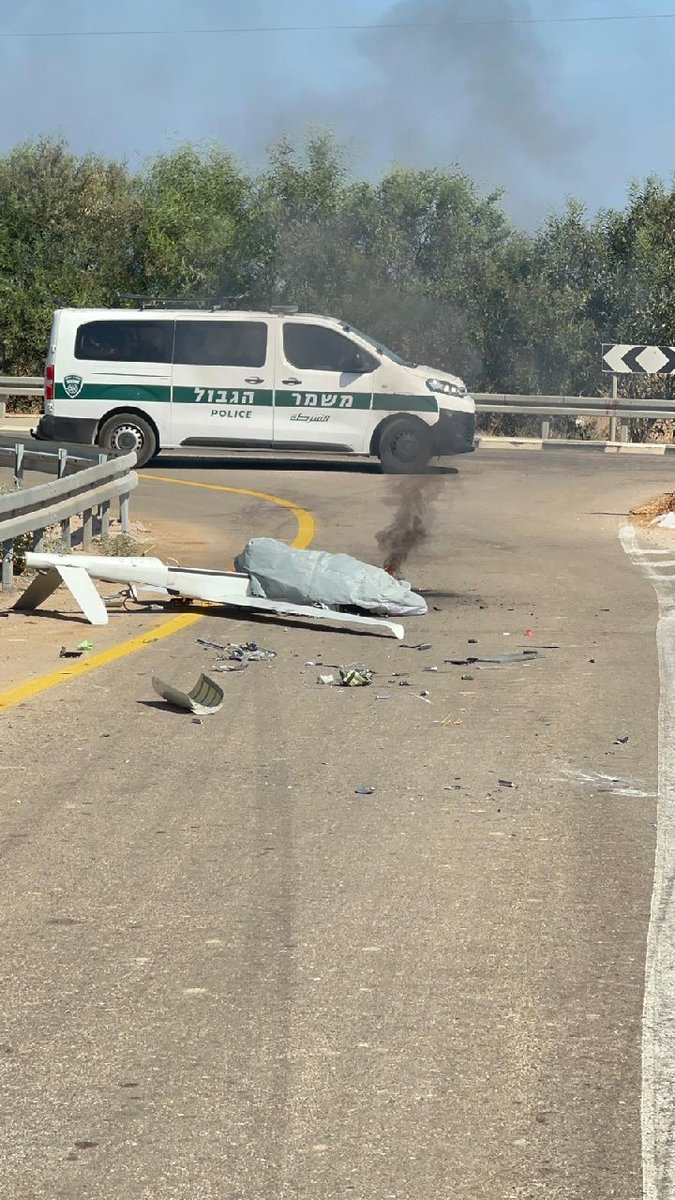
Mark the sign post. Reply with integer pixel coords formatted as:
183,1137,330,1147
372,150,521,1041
602,344,675,443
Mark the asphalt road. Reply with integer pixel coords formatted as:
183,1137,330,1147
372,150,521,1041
1,447,672,1199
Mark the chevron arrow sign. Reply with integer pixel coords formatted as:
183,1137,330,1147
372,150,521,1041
602,344,675,374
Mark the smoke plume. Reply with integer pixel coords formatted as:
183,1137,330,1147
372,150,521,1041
255,0,582,223
376,476,445,577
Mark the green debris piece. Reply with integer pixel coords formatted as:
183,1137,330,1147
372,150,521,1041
339,665,374,688
76,640,94,653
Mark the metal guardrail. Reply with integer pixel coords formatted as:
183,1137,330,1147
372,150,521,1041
0,375,42,418
0,447,137,590
473,392,675,441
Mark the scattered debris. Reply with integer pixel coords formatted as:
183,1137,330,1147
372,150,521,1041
423,666,439,673
652,512,675,529
59,639,93,658
525,629,534,637
468,638,478,645
222,642,276,664
339,665,374,687
614,736,630,745
355,785,376,796
434,715,463,727
461,674,475,681
446,650,541,668
151,674,224,715
403,642,433,651
376,692,391,701
399,680,412,687
498,780,516,789
235,537,427,615
318,674,336,685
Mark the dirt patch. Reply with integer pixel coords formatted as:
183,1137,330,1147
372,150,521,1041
630,492,675,525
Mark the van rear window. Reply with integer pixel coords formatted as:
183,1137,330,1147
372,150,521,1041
75,321,173,364
174,321,267,368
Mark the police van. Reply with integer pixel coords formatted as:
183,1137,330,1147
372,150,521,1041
35,305,476,472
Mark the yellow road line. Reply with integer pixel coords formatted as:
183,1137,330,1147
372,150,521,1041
0,481,315,713
140,472,316,550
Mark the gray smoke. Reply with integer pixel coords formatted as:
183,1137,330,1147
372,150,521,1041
256,0,581,223
376,475,447,577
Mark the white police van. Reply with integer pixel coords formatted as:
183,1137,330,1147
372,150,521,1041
35,305,476,472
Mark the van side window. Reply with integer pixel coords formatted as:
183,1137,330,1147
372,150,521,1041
75,321,173,363
283,324,377,374
174,321,267,368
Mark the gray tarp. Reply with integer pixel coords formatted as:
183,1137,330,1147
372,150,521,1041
235,538,427,617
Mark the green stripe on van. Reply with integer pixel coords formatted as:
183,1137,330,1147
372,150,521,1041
55,381,438,413
373,393,438,413
55,382,170,403
274,389,371,410
173,386,273,406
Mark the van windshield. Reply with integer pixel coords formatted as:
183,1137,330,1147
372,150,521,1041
342,325,414,368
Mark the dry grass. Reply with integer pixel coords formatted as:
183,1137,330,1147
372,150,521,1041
630,492,675,524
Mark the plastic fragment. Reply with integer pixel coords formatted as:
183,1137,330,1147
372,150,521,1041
498,779,516,789
152,673,224,715
339,665,374,687
355,785,375,796
318,674,336,685
614,736,629,745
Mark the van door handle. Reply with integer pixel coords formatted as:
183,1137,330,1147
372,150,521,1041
245,376,264,384
282,377,301,386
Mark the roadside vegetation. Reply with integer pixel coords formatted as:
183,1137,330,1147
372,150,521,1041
2,132,675,435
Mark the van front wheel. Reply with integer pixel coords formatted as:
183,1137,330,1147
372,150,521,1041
99,414,158,467
378,418,432,474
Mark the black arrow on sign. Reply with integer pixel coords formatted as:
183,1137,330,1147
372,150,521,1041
657,346,675,374
622,345,648,372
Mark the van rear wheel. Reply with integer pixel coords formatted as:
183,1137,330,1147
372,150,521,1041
99,414,158,468
378,417,432,474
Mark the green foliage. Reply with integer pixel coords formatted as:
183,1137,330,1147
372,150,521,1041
4,129,675,405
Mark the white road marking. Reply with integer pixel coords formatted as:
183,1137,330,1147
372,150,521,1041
558,765,654,799
620,524,675,1199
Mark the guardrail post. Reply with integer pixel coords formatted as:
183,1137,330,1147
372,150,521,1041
32,528,44,552
541,419,550,440
97,453,109,538
2,539,13,590
119,490,130,534
609,375,619,442
82,508,93,550
14,442,24,485
57,448,70,547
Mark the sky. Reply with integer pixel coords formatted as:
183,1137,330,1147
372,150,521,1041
2,0,675,225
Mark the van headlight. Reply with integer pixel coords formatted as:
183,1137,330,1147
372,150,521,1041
426,378,467,398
